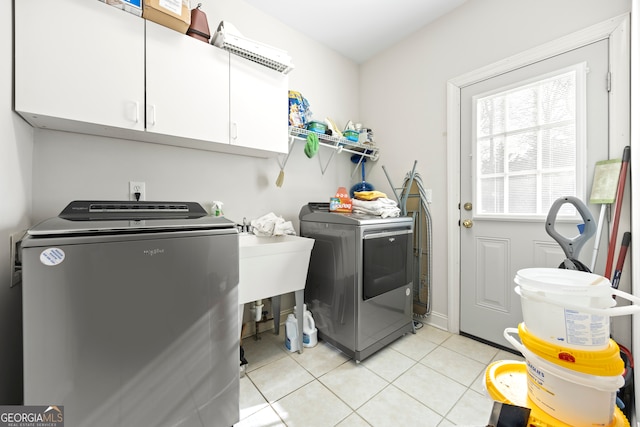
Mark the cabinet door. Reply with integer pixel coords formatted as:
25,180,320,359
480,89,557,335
230,56,288,153
146,22,230,144
14,0,145,130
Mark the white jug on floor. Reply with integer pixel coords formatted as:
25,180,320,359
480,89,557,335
296,304,318,348
285,314,300,352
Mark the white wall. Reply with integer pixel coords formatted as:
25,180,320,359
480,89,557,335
1,1,34,404
360,0,631,330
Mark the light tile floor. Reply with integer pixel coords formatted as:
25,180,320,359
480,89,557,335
235,321,523,427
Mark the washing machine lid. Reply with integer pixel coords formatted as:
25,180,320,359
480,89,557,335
299,202,413,226
27,201,237,236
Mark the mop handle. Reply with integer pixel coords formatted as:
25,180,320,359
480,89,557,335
589,204,607,272
605,146,630,279
611,232,631,290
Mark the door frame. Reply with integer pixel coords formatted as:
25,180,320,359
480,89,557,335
446,14,630,334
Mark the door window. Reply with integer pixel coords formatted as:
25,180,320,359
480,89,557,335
472,63,587,219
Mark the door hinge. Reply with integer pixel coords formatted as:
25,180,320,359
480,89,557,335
607,71,612,92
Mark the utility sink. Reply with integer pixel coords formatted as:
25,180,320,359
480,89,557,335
238,234,315,305
238,233,314,353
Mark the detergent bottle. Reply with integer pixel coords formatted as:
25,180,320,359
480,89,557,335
211,201,224,217
303,308,318,348
284,314,300,352
295,304,318,348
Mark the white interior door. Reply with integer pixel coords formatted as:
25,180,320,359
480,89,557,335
459,40,609,347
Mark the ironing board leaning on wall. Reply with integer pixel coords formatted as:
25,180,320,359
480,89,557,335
383,161,433,317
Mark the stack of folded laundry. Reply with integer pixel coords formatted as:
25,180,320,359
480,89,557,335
352,191,400,218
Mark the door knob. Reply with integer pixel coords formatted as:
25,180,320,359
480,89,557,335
462,219,473,228
463,202,473,211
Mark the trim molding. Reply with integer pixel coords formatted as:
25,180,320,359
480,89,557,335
446,14,630,334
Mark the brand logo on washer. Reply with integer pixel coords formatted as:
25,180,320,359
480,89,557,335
143,248,165,256
388,237,395,242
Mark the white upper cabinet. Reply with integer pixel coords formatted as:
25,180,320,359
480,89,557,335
14,0,145,130
14,0,289,156
230,56,289,154
145,22,230,144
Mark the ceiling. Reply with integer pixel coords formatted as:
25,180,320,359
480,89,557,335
243,0,468,63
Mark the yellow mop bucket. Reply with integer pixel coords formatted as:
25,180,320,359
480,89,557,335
514,322,624,376
484,360,630,427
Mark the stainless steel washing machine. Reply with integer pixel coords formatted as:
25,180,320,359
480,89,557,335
21,201,239,427
299,202,414,361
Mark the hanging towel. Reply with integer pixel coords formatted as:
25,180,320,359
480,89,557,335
304,132,319,158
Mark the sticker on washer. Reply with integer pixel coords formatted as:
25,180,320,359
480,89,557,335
40,248,65,266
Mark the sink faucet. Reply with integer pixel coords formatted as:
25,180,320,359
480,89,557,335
237,217,251,233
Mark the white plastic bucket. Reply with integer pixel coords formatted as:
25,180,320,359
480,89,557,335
504,327,624,427
515,268,640,349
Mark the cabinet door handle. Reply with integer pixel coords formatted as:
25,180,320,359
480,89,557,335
134,101,139,123
231,122,238,140
147,105,156,126
127,101,139,124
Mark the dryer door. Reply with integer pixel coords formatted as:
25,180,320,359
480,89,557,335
362,228,412,300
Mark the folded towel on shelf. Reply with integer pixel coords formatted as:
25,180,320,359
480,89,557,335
250,212,297,236
352,197,401,218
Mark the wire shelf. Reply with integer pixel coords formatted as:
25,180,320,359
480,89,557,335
288,127,379,161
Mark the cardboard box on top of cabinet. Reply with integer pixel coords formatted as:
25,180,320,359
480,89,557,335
99,0,143,16
143,0,191,33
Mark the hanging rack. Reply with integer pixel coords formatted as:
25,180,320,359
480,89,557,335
316,144,338,175
276,136,297,171
287,127,379,176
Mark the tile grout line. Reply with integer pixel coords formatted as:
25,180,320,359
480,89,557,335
240,326,505,426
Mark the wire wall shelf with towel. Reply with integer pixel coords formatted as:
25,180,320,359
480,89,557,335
281,126,380,176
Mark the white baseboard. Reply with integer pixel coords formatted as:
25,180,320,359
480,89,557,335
414,310,449,331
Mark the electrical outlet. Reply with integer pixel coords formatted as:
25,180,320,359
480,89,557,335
425,188,433,203
129,181,146,201
10,230,26,288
